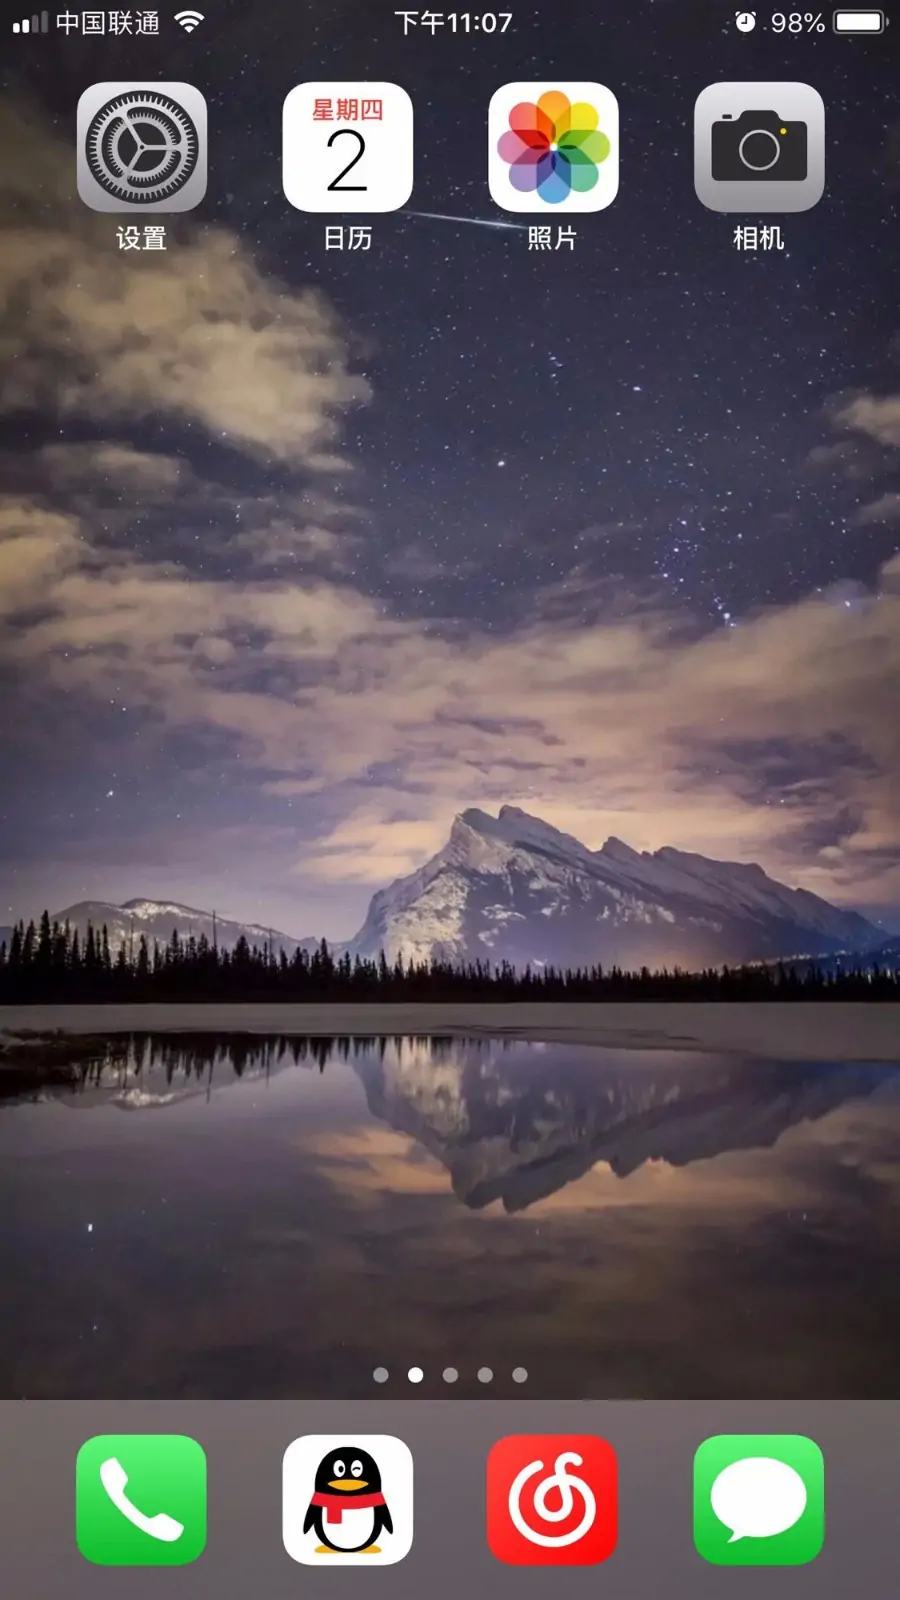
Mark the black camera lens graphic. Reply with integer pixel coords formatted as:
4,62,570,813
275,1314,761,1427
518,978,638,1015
738,128,781,171
711,110,808,182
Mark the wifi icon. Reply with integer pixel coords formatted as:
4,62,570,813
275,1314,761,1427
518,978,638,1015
175,9,204,29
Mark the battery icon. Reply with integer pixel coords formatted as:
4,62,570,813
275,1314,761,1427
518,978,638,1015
833,9,885,28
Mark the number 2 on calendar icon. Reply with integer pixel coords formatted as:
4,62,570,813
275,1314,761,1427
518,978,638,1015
283,82,414,212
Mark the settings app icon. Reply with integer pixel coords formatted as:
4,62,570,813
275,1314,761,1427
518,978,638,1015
77,83,207,212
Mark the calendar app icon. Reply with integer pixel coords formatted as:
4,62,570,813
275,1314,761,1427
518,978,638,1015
283,82,414,212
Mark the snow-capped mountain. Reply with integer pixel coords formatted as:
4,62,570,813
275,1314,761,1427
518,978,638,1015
349,805,882,971
0,807,888,975
16,898,315,958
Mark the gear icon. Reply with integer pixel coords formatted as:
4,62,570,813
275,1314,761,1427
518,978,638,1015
85,89,199,204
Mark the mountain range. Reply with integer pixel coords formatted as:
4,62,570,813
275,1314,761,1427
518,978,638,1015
349,806,883,970
0,806,891,972
0,899,314,961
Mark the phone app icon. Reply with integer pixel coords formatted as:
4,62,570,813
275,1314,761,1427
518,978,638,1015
487,1434,617,1566
694,83,825,211
283,83,413,212
283,1435,414,1565
76,1434,207,1565
76,83,208,212
488,83,619,213
693,1434,825,1565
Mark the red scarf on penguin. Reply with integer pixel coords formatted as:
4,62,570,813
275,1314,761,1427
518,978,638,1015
310,1489,386,1524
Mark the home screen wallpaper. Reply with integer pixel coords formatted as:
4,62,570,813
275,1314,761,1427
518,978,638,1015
1,0,899,1408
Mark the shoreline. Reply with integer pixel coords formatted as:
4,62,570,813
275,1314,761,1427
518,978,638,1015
1,1000,900,1062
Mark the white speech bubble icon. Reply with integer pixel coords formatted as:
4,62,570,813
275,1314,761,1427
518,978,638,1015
710,1456,807,1543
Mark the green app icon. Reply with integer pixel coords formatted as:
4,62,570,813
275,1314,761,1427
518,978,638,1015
693,1434,824,1566
76,1434,207,1566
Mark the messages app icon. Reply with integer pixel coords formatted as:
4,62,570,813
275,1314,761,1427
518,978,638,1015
693,1434,824,1565
76,1435,207,1565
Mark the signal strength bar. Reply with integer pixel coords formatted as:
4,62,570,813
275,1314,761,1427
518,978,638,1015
12,9,49,29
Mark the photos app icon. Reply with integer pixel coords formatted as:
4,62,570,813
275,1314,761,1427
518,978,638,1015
487,1435,618,1566
488,83,619,212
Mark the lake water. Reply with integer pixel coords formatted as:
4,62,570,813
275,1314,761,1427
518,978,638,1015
1,1032,899,1399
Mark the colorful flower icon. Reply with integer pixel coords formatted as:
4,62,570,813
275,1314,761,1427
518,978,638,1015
497,89,611,204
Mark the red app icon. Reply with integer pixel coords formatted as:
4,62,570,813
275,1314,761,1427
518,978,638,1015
487,1434,618,1566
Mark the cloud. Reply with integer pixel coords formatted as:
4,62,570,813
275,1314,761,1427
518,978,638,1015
229,511,362,575
0,500,85,616
12,442,362,575
1,481,899,912
297,812,457,885
833,391,900,450
856,492,900,526
0,103,368,468
383,541,481,584
37,442,186,496
805,438,880,482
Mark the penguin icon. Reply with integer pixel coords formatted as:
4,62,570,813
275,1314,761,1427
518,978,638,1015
303,1445,393,1555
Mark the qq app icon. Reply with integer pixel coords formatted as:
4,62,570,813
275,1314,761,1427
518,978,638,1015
694,82,824,212
77,83,207,212
487,1434,618,1566
283,82,413,212
283,1435,414,1565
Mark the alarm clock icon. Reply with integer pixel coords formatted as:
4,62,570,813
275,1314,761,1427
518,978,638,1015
735,10,757,27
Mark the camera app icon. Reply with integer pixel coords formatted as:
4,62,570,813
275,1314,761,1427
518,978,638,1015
712,109,806,182
695,83,824,212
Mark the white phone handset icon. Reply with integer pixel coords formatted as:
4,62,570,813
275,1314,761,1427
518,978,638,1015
99,1457,184,1543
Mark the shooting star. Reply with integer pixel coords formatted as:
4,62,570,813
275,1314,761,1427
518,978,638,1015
403,210,529,231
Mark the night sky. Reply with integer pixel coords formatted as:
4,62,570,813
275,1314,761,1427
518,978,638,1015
1,0,898,940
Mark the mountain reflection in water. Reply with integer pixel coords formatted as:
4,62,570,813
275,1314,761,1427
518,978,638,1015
2,1032,899,1400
